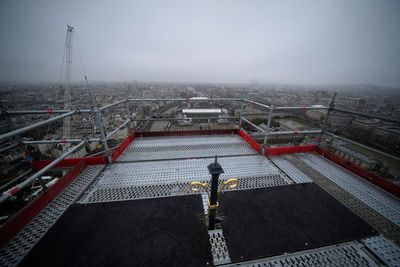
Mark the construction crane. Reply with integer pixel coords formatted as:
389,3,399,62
62,25,74,142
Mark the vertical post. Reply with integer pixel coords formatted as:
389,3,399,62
262,106,274,155
318,92,337,145
89,90,111,163
207,155,224,230
239,97,244,128
125,100,133,136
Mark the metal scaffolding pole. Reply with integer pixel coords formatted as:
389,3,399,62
89,90,111,163
318,92,337,143
125,100,133,135
274,106,328,111
128,98,241,102
239,97,244,128
22,138,99,145
262,106,274,154
0,111,76,143
323,132,400,161
0,140,86,204
333,107,400,124
243,98,270,109
98,99,128,112
241,117,266,132
131,116,239,121
106,119,131,140
6,110,69,115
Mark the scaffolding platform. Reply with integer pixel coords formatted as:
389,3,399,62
1,134,400,267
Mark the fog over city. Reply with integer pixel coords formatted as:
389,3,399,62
1,0,400,87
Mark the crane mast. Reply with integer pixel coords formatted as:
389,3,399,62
62,25,74,140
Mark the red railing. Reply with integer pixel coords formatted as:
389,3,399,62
265,145,316,156
238,129,261,153
0,160,89,248
317,148,400,198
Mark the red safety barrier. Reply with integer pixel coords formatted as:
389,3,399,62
112,131,135,161
317,148,400,198
238,129,261,153
32,156,106,170
0,160,88,249
136,129,238,138
265,145,316,156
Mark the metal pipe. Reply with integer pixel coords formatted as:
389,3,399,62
333,107,400,123
125,100,133,135
243,99,270,109
323,132,400,161
0,140,86,204
128,98,241,102
6,110,72,115
239,98,244,127
22,138,99,145
262,108,274,154
274,106,328,110
241,117,265,132
88,90,111,163
251,129,322,137
98,99,128,112
318,92,337,143
106,119,131,140
0,110,76,143
268,130,322,136
0,169,32,192
131,116,239,121
0,143,19,153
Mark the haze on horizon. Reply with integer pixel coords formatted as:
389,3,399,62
0,0,399,87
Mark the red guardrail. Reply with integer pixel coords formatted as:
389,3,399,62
317,148,400,198
265,145,316,156
112,131,135,161
0,160,89,249
238,129,261,153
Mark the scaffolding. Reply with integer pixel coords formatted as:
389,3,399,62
0,94,399,205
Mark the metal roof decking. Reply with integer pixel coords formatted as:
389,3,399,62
118,135,257,161
269,156,313,183
80,155,292,203
0,166,104,267
297,153,400,227
1,132,400,267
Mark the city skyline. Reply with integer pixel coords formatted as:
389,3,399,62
0,0,400,87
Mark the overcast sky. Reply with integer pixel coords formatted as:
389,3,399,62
0,0,399,87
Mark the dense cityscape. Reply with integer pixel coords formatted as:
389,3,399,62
1,82,399,190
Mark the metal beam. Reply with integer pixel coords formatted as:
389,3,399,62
251,129,322,137
323,132,400,161
98,99,128,112
0,110,76,143
128,98,241,102
0,143,19,153
0,140,86,204
131,116,239,121
333,107,400,123
243,98,270,109
22,138,99,145
106,119,131,140
241,117,265,132
274,106,328,110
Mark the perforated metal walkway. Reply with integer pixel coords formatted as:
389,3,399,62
118,135,257,161
80,155,292,203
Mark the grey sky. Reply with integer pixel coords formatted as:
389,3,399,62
0,0,399,86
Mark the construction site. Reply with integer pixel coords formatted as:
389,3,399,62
0,25,400,267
